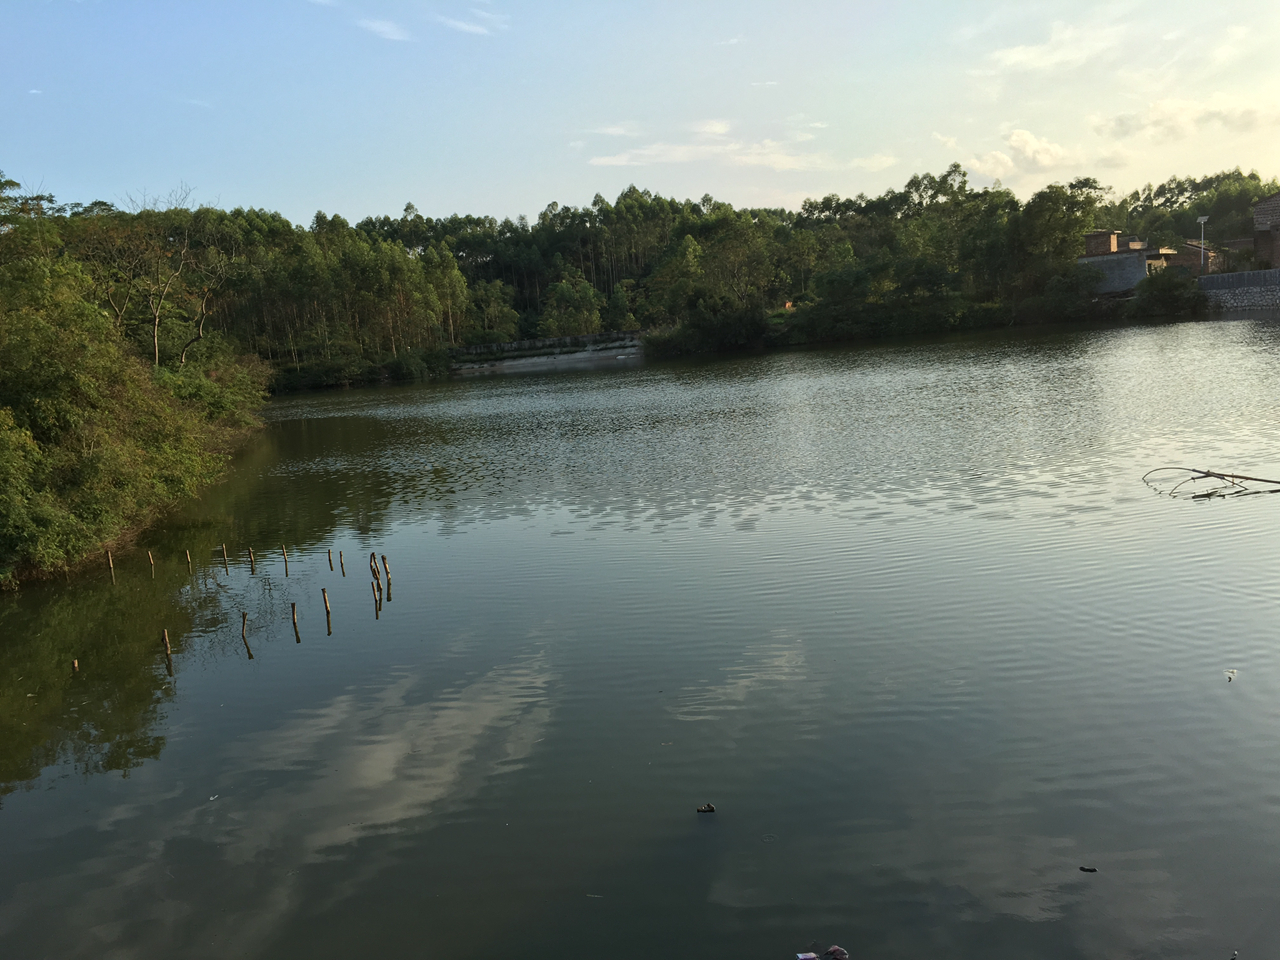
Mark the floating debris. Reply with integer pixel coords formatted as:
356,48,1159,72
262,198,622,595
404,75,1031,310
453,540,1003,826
1144,467,1280,500
1226,669,1237,682
1079,866,1098,873
696,803,715,814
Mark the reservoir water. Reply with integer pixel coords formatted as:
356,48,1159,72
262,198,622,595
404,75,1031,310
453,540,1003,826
4,319,1280,959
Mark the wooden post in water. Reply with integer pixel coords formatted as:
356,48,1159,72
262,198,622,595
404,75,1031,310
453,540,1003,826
282,545,289,577
339,550,346,577
185,549,192,573
322,588,332,635
328,549,334,571
371,580,380,619
292,602,301,644
221,543,230,574
249,547,256,575
107,551,116,585
241,612,254,659
148,551,155,578
162,629,174,677
381,554,391,579
73,658,79,673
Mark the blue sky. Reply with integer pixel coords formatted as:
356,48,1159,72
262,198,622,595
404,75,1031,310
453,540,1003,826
5,0,1279,224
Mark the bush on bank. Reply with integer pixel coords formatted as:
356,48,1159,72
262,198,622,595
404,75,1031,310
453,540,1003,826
0,259,267,587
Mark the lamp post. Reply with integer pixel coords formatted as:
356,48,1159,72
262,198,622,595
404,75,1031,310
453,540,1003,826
1197,216,1209,274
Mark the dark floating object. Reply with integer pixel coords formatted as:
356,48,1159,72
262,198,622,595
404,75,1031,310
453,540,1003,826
1079,866,1098,873
696,803,715,813
1144,466,1280,500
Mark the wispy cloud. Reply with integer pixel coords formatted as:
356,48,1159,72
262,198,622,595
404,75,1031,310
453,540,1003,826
29,89,42,95
588,120,891,174
989,21,1122,72
933,132,959,150
1096,96,1269,142
750,81,779,87
716,36,745,46
470,8,510,29
850,154,898,172
437,15,489,35
691,119,732,137
358,19,411,41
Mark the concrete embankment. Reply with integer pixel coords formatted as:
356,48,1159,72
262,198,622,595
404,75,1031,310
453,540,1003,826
450,332,643,375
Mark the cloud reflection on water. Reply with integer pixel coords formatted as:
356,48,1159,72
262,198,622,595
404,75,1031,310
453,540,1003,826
0,656,552,959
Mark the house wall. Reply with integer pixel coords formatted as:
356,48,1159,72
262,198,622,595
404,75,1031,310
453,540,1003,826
1077,251,1149,293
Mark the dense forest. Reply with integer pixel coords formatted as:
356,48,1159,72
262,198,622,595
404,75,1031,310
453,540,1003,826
0,164,1275,582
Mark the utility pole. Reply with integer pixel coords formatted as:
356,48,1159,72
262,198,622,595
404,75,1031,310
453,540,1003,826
1197,216,1209,274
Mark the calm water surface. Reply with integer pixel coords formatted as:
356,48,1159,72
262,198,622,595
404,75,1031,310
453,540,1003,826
4,321,1280,959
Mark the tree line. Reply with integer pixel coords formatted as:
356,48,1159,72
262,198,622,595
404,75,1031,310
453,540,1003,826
1,163,1274,581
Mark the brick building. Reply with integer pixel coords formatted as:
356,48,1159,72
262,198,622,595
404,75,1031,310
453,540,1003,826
1252,192,1280,267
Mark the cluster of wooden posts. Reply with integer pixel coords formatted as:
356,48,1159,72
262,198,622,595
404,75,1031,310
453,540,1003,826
100,544,393,677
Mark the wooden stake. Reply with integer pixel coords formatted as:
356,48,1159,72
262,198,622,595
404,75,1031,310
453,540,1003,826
148,551,155,577
249,547,256,575
328,548,334,571
185,549,192,573
282,545,289,577
107,550,116,585
221,543,229,574
162,629,172,655
371,580,380,618
73,658,79,672
381,554,391,579
292,602,301,644
322,588,332,636
162,629,174,677
339,550,346,577
241,612,254,659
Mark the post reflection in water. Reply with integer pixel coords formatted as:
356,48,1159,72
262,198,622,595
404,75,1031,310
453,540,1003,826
5,320,1280,958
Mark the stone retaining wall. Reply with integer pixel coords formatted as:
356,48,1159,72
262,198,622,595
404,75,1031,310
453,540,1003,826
1199,268,1280,309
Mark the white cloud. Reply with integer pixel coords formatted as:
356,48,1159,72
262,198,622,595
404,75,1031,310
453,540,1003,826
850,153,898,172
933,132,959,150
593,122,641,137
989,20,1122,72
28,89,42,94
969,150,1015,178
437,16,488,35
1006,128,1070,168
716,36,745,46
358,19,411,41
750,81,779,87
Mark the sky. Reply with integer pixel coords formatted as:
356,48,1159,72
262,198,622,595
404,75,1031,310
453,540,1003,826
4,0,1280,225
